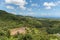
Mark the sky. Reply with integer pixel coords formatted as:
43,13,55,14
0,0,60,18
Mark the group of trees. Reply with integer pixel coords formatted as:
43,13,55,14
0,10,60,40
0,27,60,40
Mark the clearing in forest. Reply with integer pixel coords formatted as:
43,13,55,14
10,27,26,35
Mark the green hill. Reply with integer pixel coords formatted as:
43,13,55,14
0,10,60,40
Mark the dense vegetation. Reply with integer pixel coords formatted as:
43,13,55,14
0,10,60,40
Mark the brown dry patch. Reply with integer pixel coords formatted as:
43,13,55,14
10,27,26,35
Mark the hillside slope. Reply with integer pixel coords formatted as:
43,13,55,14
0,10,60,33
0,10,60,40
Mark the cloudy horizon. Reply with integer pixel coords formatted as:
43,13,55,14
0,0,60,18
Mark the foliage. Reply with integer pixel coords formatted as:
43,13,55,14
0,10,60,40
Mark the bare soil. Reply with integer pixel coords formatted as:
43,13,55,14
10,27,26,35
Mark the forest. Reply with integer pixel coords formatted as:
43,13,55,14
0,10,60,40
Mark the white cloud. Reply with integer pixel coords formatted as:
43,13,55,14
5,0,28,10
43,1,60,9
25,12,35,16
6,6,14,9
19,6,26,10
5,0,12,3
31,3,39,7
45,6,51,9
28,12,34,15
43,2,56,9
56,1,60,4
19,12,35,16
27,8,32,12
30,0,32,3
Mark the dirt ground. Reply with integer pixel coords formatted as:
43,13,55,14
10,27,26,35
